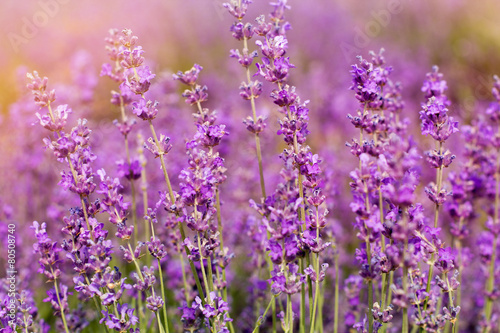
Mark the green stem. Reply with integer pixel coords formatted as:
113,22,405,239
197,231,212,305
386,271,394,312
484,147,500,330
157,258,170,333
178,243,191,304
138,132,150,245
402,210,409,332
309,208,322,333
299,259,306,333
52,278,70,333
214,188,235,333
138,289,146,333
252,295,276,333
424,142,444,311
317,287,324,333
333,251,340,333
147,120,174,202
455,237,463,333
306,253,314,320
180,223,206,302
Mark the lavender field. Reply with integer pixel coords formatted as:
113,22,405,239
1,0,500,332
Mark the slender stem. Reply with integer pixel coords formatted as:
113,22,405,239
177,243,191,304
252,295,276,333
299,259,306,333
52,277,70,333
243,36,266,200
484,147,500,328
425,141,444,311
207,257,216,296
288,293,294,333
317,286,324,333
363,192,374,332
137,288,147,333
147,120,175,202
309,208,322,333
138,133,150,244
146,119,205,302
242,30,276,333
333,251,340,333
214,189,235,333
402,211,409,333
197,231,212,305
215,188,229,304
378,180,389,317
23,312,29,333
179,223,206,301
454,235,463,333
156,312,166,333
118,93,139,243
386,271,394,312
127,241,167,332
306,252,314,320
128,242,144,280
157,258,170,333
48,103,93,238
272,289,277,333
309,260,320,333
282,239,293,333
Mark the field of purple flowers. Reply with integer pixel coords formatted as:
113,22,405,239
1,0,500,332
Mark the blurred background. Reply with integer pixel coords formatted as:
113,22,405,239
2,0,500,219
1,0,500,118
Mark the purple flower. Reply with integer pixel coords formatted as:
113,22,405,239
26,71,56,107
435,247,455,273
132,98,159,120
229,22,254,41
239,80,263,99
421,65,450,105
120,46,145,69
230,48,258,68
100,303,138,331
182,85,209,105
243,115,267,134
173,64,203,86
35,104,71,132
223,0,252,19
194,124,229,148
146,295,164,312
144,134,172,158
116,159,142,180
256,56,295,83
126,66,155,95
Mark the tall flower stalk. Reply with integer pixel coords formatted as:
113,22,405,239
419,66,458,312
114,29,206,326
476,75,500,332
173,63,234,332
251,2,331,333
223,1,277,330
101,28,142,243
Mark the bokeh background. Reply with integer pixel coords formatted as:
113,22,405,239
1,0,500,331
1,0,500,118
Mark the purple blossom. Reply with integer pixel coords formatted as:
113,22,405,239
132,98,159,120
100,303,138,331
173,64,203,86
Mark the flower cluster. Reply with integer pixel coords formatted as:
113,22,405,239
172,63,233,331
